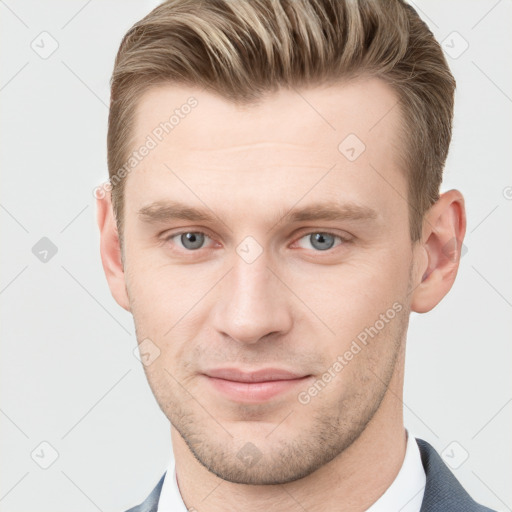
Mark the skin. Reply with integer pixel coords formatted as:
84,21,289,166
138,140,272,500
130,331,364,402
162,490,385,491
97,78,466,511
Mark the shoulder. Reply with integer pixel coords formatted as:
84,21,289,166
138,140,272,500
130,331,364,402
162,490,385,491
124,473,166,512
415,437,497,512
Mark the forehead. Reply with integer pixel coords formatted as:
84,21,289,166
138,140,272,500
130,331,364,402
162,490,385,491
132,77,402,154
124,78,406,226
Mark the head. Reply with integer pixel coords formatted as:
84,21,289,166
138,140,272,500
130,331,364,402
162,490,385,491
98,0,465,485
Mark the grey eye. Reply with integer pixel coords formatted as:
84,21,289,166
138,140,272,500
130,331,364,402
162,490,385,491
179,232,206,250
297,232,341,251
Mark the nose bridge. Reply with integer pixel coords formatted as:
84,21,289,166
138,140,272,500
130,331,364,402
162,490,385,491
213,245,292,344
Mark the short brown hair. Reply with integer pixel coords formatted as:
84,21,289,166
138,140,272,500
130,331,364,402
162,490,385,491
107,0,455,244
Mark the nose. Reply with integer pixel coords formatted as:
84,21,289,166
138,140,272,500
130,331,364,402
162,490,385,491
212,250,293,345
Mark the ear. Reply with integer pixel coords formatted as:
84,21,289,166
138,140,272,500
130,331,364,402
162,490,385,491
96,189,131,312
410,189,466,313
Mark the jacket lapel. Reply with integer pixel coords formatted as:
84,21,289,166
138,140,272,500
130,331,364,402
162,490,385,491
416,438,495,511
125,473,165,512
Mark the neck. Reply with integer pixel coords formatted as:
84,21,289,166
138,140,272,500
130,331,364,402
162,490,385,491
171,361,407,512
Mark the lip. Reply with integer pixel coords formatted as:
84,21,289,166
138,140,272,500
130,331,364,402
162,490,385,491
204,367,307,382
203,367,311,403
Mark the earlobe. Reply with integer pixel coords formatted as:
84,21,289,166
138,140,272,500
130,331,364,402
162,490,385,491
96,191,131,312
411,189,466,313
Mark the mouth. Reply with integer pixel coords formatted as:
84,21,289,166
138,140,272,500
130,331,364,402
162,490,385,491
202,367,312,403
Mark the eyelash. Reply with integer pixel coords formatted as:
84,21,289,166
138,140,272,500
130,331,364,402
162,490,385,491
162,229,351,254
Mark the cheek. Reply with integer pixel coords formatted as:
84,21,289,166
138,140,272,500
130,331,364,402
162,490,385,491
124,251,201,329
125,259,209,371
295,252,409,340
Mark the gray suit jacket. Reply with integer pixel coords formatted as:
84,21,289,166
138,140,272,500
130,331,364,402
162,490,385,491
125,437,496,511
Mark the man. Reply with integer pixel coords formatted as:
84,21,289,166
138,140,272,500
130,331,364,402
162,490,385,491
96,0,496,510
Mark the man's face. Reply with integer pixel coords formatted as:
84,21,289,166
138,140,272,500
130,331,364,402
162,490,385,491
121,78,419,484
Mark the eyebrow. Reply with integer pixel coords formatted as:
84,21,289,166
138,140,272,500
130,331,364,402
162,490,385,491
137,200,378,227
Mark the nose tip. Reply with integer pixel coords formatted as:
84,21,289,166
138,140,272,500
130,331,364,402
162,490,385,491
212,258,293,345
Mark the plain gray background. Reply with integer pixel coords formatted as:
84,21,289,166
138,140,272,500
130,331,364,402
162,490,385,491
1,1,511,511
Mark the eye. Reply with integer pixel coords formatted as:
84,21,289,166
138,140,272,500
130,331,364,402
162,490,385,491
167,231,212,251
163,230,349,254
295,232,346,251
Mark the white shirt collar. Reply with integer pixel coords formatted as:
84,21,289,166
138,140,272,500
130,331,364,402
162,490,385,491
156,453,188,512
365,429,426,511
157,428,425,512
